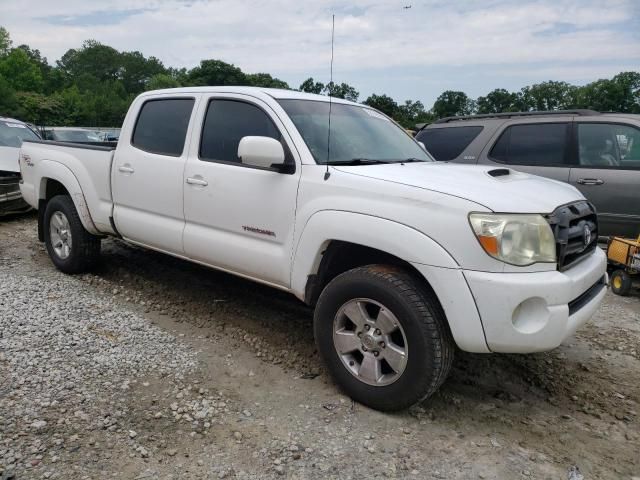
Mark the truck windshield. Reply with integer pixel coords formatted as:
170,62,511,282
277,99,432,165
0,121,40,147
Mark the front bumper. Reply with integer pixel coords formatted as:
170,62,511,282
0,174,30,215
464,247,607,353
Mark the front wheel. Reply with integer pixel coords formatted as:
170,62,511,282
43,195,101,274
314,265,454,411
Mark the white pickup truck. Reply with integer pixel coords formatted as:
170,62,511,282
19,87,607,411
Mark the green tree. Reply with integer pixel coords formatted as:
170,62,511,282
0,48,44,92
0,26,11,57
476,88,518,113
299,77,324,94
324,81,359,102
14,92,63,125
432,90,474,118
245,72,289,89
0,75,18,116
395,100,433,128
518,81,577,111
186,59,246,86
120,51,166,94
146,73,181,91
363,94,398,117
57,40,122,84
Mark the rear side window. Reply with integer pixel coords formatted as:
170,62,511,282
490,123,569,165
578,123,640,169
416,126,483,161
132,98,195,156
200,100,281,163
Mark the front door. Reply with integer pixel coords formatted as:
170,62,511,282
112,95,198,254
570,122,640,237
182,94,301,287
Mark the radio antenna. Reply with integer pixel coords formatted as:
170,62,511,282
324,14,335,181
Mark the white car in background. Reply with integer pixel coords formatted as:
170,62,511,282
0,117,40,214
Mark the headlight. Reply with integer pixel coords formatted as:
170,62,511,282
469,213,556,266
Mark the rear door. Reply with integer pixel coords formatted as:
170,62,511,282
112,94,199,254
569,122,640,237
182,93,301,287
478,118,573,182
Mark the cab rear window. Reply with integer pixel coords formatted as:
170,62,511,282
416,126,483,161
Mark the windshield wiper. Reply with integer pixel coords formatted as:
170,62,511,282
398,157,426,163
327,158,391,166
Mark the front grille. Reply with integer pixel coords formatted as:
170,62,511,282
546,201,598,271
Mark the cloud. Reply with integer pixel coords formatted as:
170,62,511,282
1,0,638,105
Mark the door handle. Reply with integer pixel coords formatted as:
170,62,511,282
186,177,208,187
577,178,604,185
118,165,135,174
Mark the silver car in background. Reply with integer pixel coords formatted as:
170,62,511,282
416,110,640,238
0,117,40,215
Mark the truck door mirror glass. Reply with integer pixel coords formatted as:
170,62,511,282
238,136,285,170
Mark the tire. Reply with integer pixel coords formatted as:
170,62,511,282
610,269,632,296
314,264,454,411
43,195,101,274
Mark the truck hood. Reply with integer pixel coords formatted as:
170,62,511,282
0,146,19,173
334,162,584,213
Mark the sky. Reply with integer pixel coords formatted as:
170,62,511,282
1,0,639,107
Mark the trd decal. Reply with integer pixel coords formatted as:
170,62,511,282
242,226,276,237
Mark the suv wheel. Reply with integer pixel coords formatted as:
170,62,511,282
314,265,454,411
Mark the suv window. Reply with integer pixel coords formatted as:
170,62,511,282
200,100,281,163
132,98,194,156
490,123,569,165
578,123,640,169
416,126,483,161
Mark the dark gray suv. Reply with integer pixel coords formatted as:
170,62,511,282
416,110,640,238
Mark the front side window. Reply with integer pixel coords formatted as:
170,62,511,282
200,100,281,163
416,126,483,161
0,121,39,147
578,123,640,169
277,99,431,164
132,98,194,156
491,123,569,166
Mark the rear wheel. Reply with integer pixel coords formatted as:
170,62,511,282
43,195,101,274
610,269,632,296
314,265,454,411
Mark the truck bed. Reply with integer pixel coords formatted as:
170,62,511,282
19,139,117,234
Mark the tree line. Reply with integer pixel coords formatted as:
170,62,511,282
0,26,638,129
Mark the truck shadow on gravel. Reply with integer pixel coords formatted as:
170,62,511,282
92,238,589,412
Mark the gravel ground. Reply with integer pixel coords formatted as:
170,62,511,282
1,212,639,480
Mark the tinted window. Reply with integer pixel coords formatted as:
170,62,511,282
578,123,640,169
200,100,281,163
132,98,194,156
416,126,483,161
491,123,568,165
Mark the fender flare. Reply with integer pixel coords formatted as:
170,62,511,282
290,210,459,297
37,160,100,235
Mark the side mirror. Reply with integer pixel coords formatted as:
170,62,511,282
418,141,426,150
238,136,285,170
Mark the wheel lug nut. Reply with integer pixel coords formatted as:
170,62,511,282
357,332,362,337
375,329,381,335
364,325,370,331
362,346,367,352
379,342,385,348
373,351,379,357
